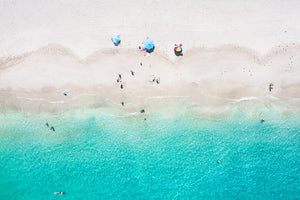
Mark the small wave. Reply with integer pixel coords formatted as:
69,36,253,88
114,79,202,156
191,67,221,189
233,96,257,102
49,101,65,104
268,95,280,100
124,112,140,116
145,95,188,99
71,93,96,100
16,97,45,101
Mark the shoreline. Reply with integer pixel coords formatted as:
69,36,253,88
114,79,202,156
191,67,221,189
0,44,299,114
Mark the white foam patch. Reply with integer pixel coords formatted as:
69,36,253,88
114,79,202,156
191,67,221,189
234,96,257,102
71,93,97,100
16,97,45,101
124,112,140,116
49,101,64,104
145,96,188,99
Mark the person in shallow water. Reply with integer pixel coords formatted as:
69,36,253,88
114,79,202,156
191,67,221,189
50,126,55,131
140,109,145,113
45,122,49,127
121,101,124,106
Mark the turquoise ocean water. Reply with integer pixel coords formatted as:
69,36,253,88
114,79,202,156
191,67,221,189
0,105,299,199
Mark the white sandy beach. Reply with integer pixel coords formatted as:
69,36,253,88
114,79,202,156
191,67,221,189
0,0,300,113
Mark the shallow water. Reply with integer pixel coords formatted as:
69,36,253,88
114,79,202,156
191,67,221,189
0,107,299,200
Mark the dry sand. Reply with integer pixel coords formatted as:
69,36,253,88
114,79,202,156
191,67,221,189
0,0,300,114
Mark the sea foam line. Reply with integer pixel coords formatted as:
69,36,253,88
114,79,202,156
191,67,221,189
233,96,257,102
145,95,189,99
49,101,65,104
71,93,97,100
16,97,45,101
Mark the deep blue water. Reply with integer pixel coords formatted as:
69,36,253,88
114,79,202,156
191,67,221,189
0,108,299,199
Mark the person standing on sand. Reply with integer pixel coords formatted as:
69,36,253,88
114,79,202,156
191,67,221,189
156,78,160,84
121,101,124,106
118,74,122,79
269,83,274,92
120,84,123,89
130,70,134,76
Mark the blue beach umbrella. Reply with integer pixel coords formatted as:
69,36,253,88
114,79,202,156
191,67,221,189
144,38,155,53
111,34,121,46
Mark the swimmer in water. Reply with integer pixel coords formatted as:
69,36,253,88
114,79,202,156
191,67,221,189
54,192,65,195
261,119,265,123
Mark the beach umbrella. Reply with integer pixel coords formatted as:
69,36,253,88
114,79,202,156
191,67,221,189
111,34,121,46
174,42,182,52
144,38,155,52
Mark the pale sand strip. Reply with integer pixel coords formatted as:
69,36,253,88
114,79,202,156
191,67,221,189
0,44,299,114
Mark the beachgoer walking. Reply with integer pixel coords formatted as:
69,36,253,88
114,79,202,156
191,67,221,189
130,70,134,76
63,91,68,96
156,78,160,84
269,83,274,92
117,78,120,83
140,62,142,66
118,74,122,79
121,101,124,106
120,84,123,89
